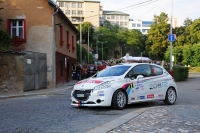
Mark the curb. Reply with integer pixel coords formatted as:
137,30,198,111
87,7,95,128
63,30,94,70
0,85,74,100
86,107,152,133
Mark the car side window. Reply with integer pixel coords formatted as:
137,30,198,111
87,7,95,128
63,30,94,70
125,68,134,78
151,65,163,76
132,65,151,78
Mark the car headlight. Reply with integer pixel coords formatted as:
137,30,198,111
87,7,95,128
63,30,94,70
94,80,115,91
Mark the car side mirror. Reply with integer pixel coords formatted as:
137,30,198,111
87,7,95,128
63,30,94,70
136,75,144,81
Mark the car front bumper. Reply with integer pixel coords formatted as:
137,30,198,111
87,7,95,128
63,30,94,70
71,88,114,107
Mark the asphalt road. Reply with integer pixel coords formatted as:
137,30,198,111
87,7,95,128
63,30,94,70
0,73,200,133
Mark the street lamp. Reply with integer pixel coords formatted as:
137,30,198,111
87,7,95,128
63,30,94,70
98,41,107,60
170,0,173,71
80,10,94,64
88,26,91,63
96,34,103,60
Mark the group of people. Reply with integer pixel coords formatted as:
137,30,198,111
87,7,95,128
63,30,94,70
72,62,108,80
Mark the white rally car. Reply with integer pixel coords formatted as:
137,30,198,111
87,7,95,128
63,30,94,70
71,63,178,110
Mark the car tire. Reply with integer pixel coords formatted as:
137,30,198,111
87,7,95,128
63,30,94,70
164,87,177,105
112,89,127,110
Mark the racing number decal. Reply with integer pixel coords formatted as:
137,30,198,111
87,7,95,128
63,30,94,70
149,82,167,90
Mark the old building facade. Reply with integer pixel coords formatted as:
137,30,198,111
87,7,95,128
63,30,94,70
0,0,78,92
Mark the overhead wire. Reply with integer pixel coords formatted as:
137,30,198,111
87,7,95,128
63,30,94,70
134,0,164,20
83,0,162,20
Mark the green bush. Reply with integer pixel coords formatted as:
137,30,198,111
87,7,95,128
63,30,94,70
164,66,189,81
0,30,11,50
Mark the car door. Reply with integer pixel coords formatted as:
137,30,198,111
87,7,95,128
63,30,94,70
126,64,152,102
149,65,166,99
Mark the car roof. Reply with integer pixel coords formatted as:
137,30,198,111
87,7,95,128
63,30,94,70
115,63,163,68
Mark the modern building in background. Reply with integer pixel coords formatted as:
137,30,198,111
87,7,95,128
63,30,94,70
129,20,152,34
101,11,129,28
56,0,129,29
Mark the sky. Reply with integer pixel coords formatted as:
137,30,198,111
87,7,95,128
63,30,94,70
100,0,200,25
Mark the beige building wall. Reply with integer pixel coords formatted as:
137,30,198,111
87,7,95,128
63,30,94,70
57,0,101,28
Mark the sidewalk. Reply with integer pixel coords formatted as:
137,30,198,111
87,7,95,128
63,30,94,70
0,80,77,99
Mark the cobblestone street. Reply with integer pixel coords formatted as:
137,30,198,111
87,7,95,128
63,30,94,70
109,105,200,133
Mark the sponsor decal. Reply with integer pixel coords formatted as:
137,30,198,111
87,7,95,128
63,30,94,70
158,94,164,97
122,83,134,95
139,96,145,99
149,81,168,90
78,100,84,107
135,87,139,92
147,94,154,98
97,91,104,97
77,80,103,84
131,97,135,100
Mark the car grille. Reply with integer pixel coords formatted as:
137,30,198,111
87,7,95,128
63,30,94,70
73,90,92,101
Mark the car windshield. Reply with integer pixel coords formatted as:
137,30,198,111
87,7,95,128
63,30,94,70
96,66,131,77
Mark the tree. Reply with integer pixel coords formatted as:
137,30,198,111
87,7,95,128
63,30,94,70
147,12,170,60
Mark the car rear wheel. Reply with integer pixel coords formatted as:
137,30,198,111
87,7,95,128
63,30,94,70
164,87,177,105
112,89,127,110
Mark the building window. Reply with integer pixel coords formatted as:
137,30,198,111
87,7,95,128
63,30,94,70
124,16,128,20
120,16,123,20
72,3,76,8
120,22,123,26
9,19,25,39
116,21,119,25
59,25,63,46
65,10,70,14
66,3,70,7
72,35,75,52
72,10,76,14
124,22,128,26
142,29,147,33
72,18,76,22
111,15,115,19
107,15,110,19
59,2,64,7
132,23,136,27
78,10,83,15
78,3,82,8
116,16,119,20
137,23,141,27
142,21,153,27
110,21,115,25
67,31,69,45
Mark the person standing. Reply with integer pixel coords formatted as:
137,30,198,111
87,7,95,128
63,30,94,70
72,63,76,80
76,63,81,80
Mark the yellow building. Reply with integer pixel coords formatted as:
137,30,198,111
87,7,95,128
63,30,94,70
56,0,129,29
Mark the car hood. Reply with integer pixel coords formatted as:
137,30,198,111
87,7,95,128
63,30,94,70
74,77,118,90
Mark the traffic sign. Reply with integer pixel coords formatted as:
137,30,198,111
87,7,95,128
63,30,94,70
168,34,175,42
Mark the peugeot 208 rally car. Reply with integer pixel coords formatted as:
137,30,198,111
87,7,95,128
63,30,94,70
71,63,178,110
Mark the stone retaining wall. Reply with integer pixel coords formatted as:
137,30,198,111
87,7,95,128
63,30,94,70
0,53,24,93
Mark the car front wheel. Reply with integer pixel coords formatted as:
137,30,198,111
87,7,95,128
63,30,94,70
164,87,177,105
112,89,127,110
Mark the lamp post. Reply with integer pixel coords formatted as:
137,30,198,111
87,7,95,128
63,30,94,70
80,16,82,64
80,10,93,64
98,41,107,60
96,34,103,60
170,0,173,71
88,26,91,63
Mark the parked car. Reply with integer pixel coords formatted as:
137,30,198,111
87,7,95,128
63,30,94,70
71,63,178,110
